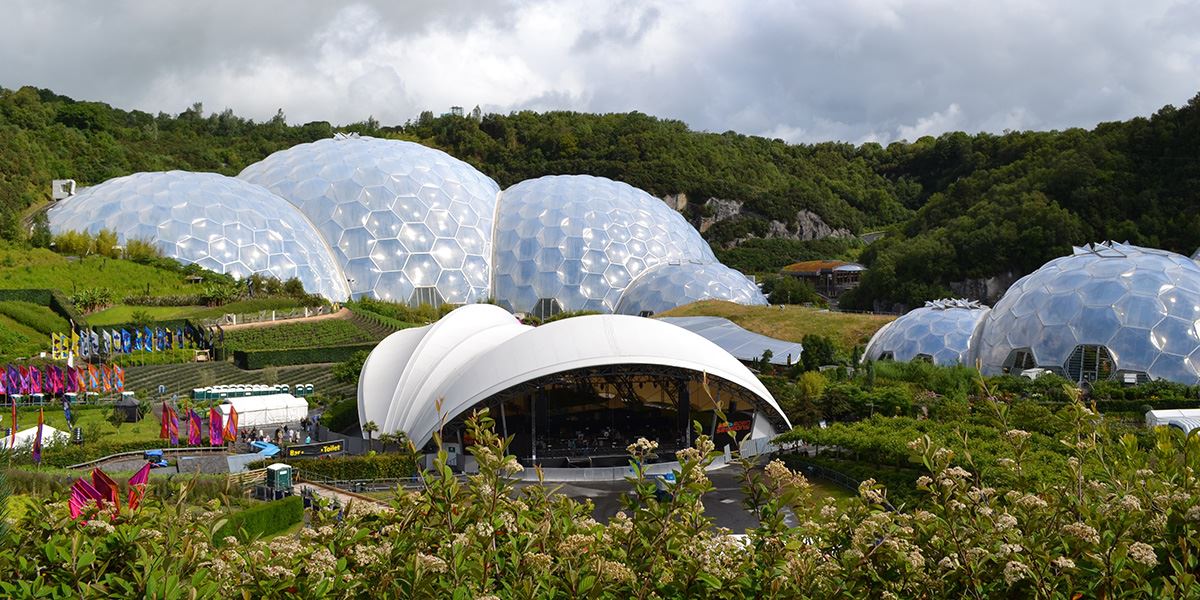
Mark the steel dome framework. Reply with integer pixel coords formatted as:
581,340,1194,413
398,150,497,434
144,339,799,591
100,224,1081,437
863,299,990,366
977,242,1200,385
47,171,350,301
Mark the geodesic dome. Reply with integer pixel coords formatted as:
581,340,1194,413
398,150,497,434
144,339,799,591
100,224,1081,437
47,171,350,301
493,175,717,315
615,262,767,315
238,134,500,305
862,299,990,366
977,242,1200,384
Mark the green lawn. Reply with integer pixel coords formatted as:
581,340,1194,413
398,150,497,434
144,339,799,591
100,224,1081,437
13,404,162,445
0,313,46,361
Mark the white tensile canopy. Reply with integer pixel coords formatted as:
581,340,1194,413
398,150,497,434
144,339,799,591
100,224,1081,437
1,424,69,450
358,304,790,449
218,394,308,428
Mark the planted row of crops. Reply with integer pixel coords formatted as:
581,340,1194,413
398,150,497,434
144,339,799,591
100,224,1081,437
221,319,380,352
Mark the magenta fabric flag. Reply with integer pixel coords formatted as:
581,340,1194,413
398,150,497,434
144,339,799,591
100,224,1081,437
32,407,44,464
127,463,152,510
168,406,180,447
30,367,41,394
69,477,105,519
0,368,7,395
208,407,223,446
188,409,202,446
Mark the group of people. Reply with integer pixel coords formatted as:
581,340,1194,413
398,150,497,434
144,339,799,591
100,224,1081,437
238,422,312,447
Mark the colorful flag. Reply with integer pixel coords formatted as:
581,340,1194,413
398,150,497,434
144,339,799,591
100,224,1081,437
113,365,124,392
121,329,131,353
32,407,44,465
160,405,170,440
91,468,121,511
175,327,184,350
9,393,15,449
17,365,29,395
101,330,112,356
209,407,223,446
87,365,99,391
75,366,87,393
63,399,73,427
187,409,202,445
7,364,19,393
144,327,154,352
223,406,238,442
101,365,112,392
30,366,42,395
126,463,152,511
168,405,179,446
70,329,81,357
0,367,6,396
69,477,104,519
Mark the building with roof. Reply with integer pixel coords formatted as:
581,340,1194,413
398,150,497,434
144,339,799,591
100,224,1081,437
1145,409,1200,435
780,260,865,298
657,316,803,366
358,304,790,468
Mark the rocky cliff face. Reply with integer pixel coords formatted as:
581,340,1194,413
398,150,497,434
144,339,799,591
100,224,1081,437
949,270,1023,305
692,197,852,243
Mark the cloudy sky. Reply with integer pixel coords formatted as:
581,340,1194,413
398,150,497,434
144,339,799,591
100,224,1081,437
3,0,1198,144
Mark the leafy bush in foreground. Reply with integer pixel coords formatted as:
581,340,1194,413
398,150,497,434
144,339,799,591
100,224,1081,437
1,404,1198,598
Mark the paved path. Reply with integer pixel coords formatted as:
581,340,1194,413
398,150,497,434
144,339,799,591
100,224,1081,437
297,481,391,509
219,307,349,331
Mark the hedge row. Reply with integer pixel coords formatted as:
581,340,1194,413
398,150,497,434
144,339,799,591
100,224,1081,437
344,303,419,331
122,294,204,307
254,452,419,481
0,289,87,327
232,342,378,369
212,496,304,545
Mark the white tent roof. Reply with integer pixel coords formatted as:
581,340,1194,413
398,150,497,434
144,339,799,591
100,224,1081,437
359,304,790,448
218,393,308,427
1146,408,1200,434
1,424,69,450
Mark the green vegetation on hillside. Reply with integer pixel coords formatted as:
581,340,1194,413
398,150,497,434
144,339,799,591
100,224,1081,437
5,85,1200,313
221,319,381,352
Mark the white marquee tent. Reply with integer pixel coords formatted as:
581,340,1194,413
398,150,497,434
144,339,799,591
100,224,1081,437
1,424,69,450
217,394,308,428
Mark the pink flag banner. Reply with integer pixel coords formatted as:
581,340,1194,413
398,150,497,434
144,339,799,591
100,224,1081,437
208,407,223,446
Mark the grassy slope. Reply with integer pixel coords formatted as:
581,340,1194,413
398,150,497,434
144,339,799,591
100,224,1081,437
0,248,194,297
87,297,318,326
0,313,48,360
656,300,894,350
12,404,162,444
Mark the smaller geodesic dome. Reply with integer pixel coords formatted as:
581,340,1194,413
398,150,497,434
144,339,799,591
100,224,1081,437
977,242,1200,384
492,175,718,316
863,299,990,366
47,171,350,301
614,262,767,315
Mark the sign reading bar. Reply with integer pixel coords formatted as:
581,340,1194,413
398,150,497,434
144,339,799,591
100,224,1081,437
285,440,344,458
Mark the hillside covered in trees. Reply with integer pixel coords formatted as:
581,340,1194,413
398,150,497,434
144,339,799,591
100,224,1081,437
2,85,1199,310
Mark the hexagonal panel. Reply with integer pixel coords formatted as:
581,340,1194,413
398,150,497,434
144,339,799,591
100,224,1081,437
239,135,499,304
862,299,990,366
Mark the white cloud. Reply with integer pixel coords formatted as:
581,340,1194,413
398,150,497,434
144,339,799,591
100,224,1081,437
1,0,1198,143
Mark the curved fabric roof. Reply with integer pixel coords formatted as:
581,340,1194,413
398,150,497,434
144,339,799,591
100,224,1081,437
656,316,803,366
358,305,790,447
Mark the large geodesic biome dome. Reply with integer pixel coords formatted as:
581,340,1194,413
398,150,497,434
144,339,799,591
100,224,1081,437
238,134,501,305
492,175,730,316
977,242,1200,385
863,299,990,366
47,171,350,301
358,304,790,465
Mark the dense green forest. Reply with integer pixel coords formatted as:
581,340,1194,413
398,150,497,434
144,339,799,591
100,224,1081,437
2,85,1199,310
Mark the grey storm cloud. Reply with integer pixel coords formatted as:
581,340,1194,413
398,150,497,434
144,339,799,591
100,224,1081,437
2,0,1197,144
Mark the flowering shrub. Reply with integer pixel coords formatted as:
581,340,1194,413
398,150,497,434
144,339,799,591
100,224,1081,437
1,402,1198,598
